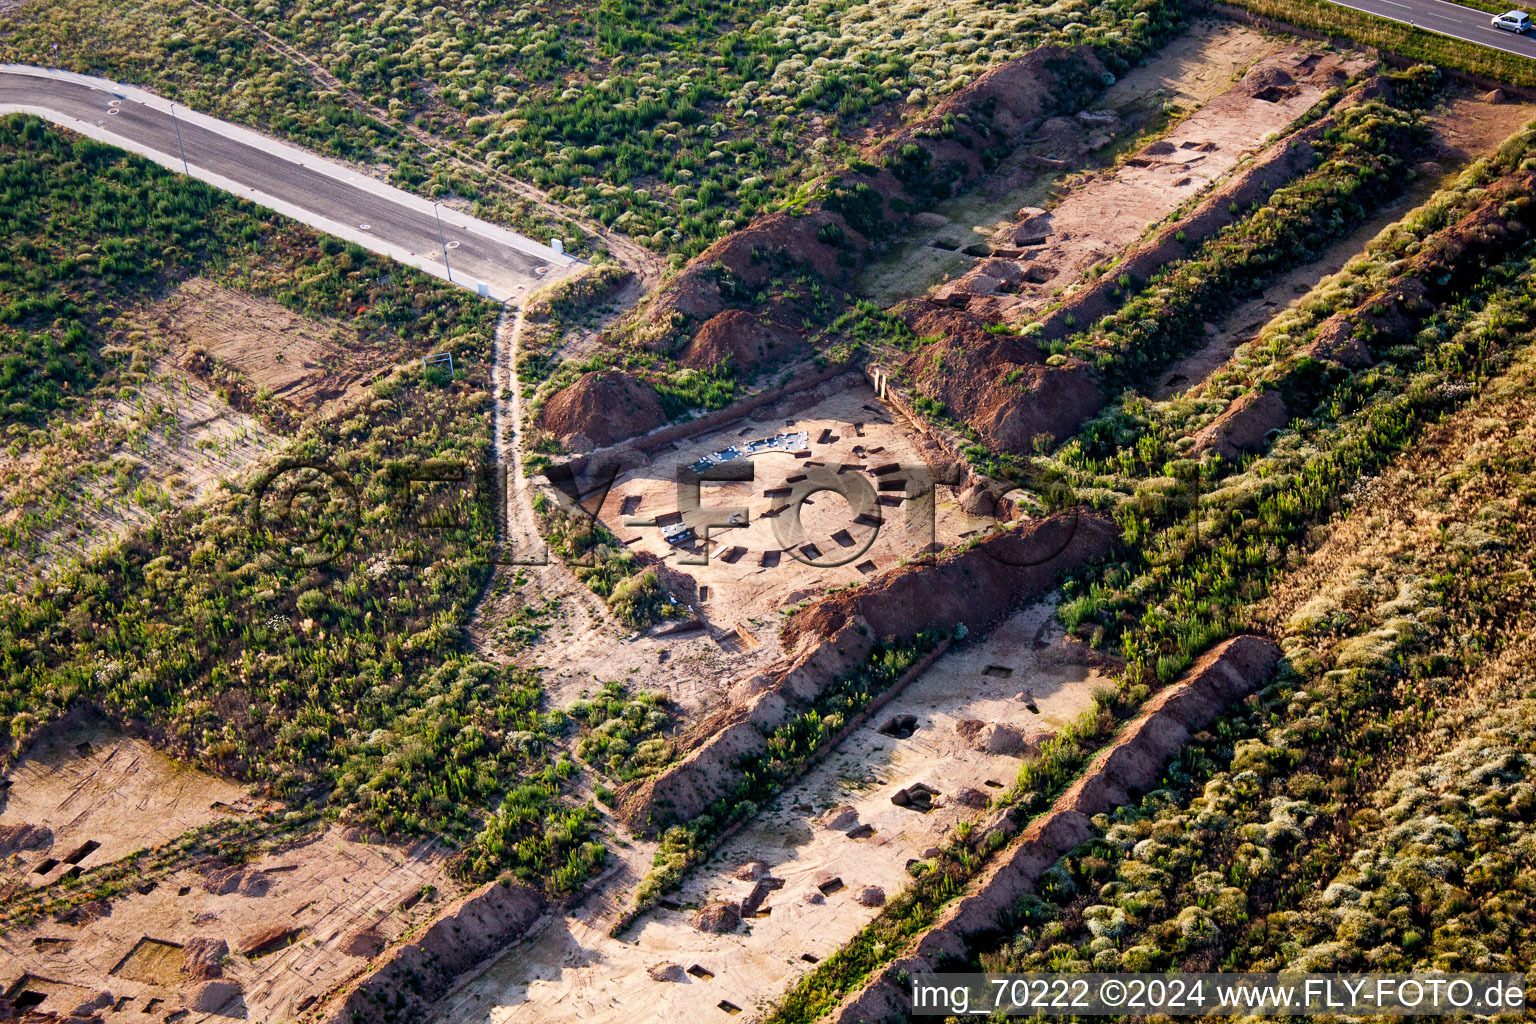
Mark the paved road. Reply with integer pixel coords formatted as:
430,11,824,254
0,65,577,301
1326,0,1536,59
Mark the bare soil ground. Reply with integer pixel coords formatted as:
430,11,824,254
0,723,258,886
856,22,1319,306
593,385,974,659
434,602,1110,1024
1,814,460,1022
161,277,387,415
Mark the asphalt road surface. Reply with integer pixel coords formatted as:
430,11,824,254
0,65,576,301
1326,0,1536,59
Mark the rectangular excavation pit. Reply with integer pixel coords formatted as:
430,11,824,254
687,965,715,980
830,530,856,548
719,545,746,564
800,953,820,964
61,839,100,865
759,550,781,568
877,714,918,739
815,876,844,896
855,560,878,574
982,665,1014,678
620,495,642,516
846,824,876,840
892,783,939,812
984,779,1004,789
719,1001,742,1015
32,858,57,874
110,937,186,985
798,544,823,560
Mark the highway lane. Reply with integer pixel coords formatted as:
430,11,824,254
1325,0,1536,60
0,65,577,301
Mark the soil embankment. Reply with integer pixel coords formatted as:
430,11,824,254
826,634,1282,1023
536,44,1111,449
318,879,545,1024
618,511,1119,834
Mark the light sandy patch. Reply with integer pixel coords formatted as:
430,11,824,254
161,277,386,415
0,822,460,1021
435,602,1111,1024
0,723,258,885
857,21,1300,306
984,48,1367,319
593,385,974,656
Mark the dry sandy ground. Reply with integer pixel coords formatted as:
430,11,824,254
484,379,984,718
0,724,257,887
596,384,974,647
161,278,386,415
434,602,1111,1024
0,723,463,1023
857,21,1302,305
981,47,1366,320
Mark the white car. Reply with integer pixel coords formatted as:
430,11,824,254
1492,10,1532,32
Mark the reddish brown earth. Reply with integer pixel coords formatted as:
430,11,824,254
891,301,1104,453
784,510,1119,647
679,308,805,372
1189,388,1289,460
536,370,666,449
543,44,1108,448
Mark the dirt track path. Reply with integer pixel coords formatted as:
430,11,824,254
465,304,611,657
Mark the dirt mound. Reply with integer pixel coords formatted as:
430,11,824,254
1059,635,1283,817
648,961,687,982
626,44,1104,352
339,929,387,958
855,886,887,907
893,301,1103,455
680,309,804,372
733,860,770,881
818,805,860,830
784,511,1119,648
1244,62,1296,96
537,371,666,450
955,720,1029,756
201,864,271,897
952,787,990,810
319,880,544,1024
1189,389,1289,461
181,937,228,980
187,979,243,1013
0,823,51,856
239,925,300,956
693,901,742,934
1277,174,1536,405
